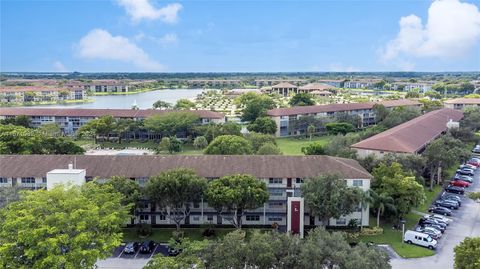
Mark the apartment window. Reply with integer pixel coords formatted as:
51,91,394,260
269,178,283,184
268,216,282,222
269,189,284,197
336,218,347,225
269,202,283,208
159,215,166,220
139,215,149,221
21,177,35,184
246,215,260,221
0,178,7,183
352,180,363,187
193,202,200,208
42,177,47,183
207,215,213,221
193,216,200,221
295,178,304,184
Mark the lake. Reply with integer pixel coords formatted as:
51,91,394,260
25,89,204,109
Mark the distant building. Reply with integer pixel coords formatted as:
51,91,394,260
390,82,433,93
317,80,344,88
0,86,87,103
0,155,372,228
267,99,422,137
270,82,299,97
86,80,129,93
351,108,463,158
444,98,480,110
0,108,225,135
187,80,242,88
254,79,307,88
298,83,335,95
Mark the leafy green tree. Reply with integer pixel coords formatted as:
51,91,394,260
0,115,31,128
325,122,355,135
38,123,61,136
323,133,360,159
372,162,425,217
468,192,480,201
158,137,171,153
344,242,391,269
301,142,326,155
113,118,134,144
380,107,420,128
0,187,21,209
204,135,253,155
241,94,275,122
144,111,199,137
174,99,196,109
103,176,141,210
372,104,389,123
300,228,350,268
244,132,276,152
454,237,480,269
205,174,269,229
301,174,364,226
256,143,282,155
462,107,480,132
145,169,207,231
247,117,277,134
77,115,115,143
0,183,130,269
193,136,208,149
290,115,326,137
153,100,172,109
405,91,420,98
418,98,443,112
144,239,209,269
369,190,396,227
289,93,315,106
307,124,316,140
381,153,426,181
168,136,182,153
195,122,242,142
424,135,470,191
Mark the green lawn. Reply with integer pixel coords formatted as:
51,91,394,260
276,136,333,155
416,185,442,213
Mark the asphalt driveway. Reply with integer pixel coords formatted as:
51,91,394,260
390,166,480,269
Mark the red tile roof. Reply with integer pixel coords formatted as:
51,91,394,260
299,83,335,91
351,108,464,154
271,82,298,88
0,155,372,179
0,108,225,119
0,86,76,93
444,98,480,105
267,99,421,117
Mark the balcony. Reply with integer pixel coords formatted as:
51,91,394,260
19,183,47,189
0,183,12,188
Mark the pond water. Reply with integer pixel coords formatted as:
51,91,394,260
25,89,204,109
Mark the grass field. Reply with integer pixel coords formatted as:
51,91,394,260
276,136,333,155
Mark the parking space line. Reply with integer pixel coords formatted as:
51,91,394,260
117,247,125,258
149,245,159,259
134,249,141,259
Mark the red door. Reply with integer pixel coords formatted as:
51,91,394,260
291,201,301,234
287,178,292,188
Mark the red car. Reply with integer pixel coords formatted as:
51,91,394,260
450,180,470,188
467,159,480,167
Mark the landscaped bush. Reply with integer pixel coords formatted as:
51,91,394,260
360,226,383,236
137,223,152,237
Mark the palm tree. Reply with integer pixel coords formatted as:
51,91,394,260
369,190,396,227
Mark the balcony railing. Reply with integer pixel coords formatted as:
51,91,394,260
19,183,47,189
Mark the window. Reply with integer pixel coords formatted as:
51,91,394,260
193,216,200,221
352,180,363,187
295,178,304,184
0,178,7,183
139,215,149,221
42,177,47,183
193,202,200,208
269,202,283,208
268,216,282,221
207,215,213,221
21,177,35,184
246,215,260,221
269,178,283,184
159,215,166,220
269,189,284,196
336,218,347,225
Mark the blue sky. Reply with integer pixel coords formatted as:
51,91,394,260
1,0,479,72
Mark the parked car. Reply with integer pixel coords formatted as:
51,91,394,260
419,218,447,229
421,216,449,226
442,193,462,202
428,206,452,216
124,242,139,254
459,164,477,171
424,214,451,224
168,247,182,257
450,180,470,188
415,226,442,240
467,158,480,167
456,168,475,176
434,199,459,209
441,196,462,206
445,185,465,195
139,241,156,254
453,174,473,183
472,146,480,154
404,230,438,250
423,223,446,233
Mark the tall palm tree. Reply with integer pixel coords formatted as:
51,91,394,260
369,190,396,227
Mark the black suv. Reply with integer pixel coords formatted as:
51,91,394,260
139,241,156,254
445,185,464,195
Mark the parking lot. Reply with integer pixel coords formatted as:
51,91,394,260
96,242,169,269
391,154,480,269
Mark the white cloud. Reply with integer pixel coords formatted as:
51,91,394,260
52,61,68,72
381,0,480,61
76,29,164,71
116,0,182,23
155,33,178,44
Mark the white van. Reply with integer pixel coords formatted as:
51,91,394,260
404,230,438,250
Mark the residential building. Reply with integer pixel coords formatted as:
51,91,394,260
269,82,299,97
0,86,87,103
317,80,344,88
0,155,372,228
254,79,307,88
351,108,463,158
298,83,335,96
0,108,225,135
343,80,380,89
267,99,422,137
86,80,129,93
187,80,242,88
444,98,480,110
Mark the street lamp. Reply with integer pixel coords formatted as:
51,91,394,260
400,218,406,243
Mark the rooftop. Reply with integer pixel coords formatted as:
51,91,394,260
0,86,78,93
0,108,225,119
271,82,298,88
0,155,372,179
267,99,421,117
299,83,335,91
444,98,480,105
350,108,464,153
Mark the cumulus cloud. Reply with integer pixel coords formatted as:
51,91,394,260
52,61,68,72
116,0,182,23
76,29,164,71
381,0,480,62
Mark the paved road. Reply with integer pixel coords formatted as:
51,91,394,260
391,166,480,269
